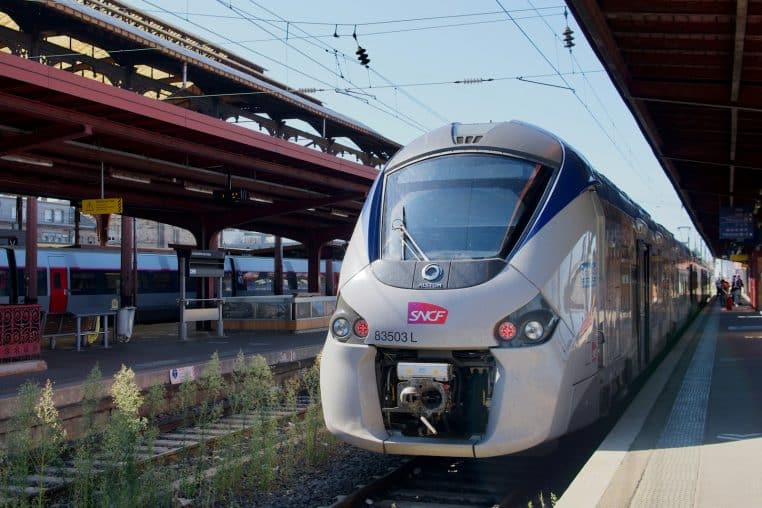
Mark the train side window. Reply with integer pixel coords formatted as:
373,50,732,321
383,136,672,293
16,270,25,295
0,269,7,297
38,269,47,296
286,271,298,291
53,272,61,289
12,269,49,296
105,272,120,293
70,270,103,295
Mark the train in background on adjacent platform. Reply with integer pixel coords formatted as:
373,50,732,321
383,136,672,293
0,247,340,322
321,121,711,458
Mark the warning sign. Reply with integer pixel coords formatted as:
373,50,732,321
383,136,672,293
82,198,123,215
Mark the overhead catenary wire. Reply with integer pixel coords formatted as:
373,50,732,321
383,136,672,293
216,0,432,131
494,0,655,196
137,6,566,27
155,70,601,100
135,0,429,133
237,0,447,127
241,0,449,125
520,0,660,200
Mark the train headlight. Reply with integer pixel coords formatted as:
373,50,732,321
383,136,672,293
494,293,559,348
330,296,369,344
523,320,544,341
332,317,351,340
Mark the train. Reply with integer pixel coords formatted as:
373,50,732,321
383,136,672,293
320,121,710,458
0,247,340,322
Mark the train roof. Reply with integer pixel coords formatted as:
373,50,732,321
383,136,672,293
384,121,564,172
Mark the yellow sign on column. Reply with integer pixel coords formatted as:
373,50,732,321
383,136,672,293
82,198,123,214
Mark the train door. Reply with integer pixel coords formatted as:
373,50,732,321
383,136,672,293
48,255,68,314
635,240,651,371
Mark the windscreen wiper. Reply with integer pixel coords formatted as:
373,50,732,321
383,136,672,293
391,217,429,262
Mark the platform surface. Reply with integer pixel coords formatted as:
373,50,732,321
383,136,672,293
0,322,327,399
558,299,762,507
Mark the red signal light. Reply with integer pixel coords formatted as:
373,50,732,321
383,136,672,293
498,321,517,340
354,319,369,337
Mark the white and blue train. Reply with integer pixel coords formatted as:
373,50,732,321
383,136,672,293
0,247,340,322
321,121,710,458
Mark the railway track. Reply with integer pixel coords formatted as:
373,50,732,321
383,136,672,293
3,402,309,502
331,454,549,508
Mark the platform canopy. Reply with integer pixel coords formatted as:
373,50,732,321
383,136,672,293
0,0,403,249
568,0,762,258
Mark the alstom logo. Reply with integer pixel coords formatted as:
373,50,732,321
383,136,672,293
408,302,449,325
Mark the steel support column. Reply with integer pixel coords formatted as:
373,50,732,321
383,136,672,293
274,236,283,295
307,238,321,294
324,244,334,296
24,196,37,304
120,216,134,307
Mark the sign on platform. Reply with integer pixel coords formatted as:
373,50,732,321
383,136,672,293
82,198,123,215
169,366,196,384
719,207,754,239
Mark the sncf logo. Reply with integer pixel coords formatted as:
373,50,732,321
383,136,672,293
407,302,448,325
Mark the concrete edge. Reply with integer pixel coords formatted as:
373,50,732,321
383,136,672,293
556,306,713,508
0,360,47,378
0,344,324,420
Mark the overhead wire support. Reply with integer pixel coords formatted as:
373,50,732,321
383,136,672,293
519,0,654,196
494,0,648,191
139,0,428,132
236,0,434,131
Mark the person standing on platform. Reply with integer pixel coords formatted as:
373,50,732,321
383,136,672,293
722,278,732,310
733,275,744,306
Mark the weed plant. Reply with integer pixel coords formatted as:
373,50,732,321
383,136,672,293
6,381,40,506
176,377,197,428
303,360,328,466
99,365,146,507
72,365,102,508
143,383,165,452
228,350,247,414
31,380,66,507
191,352,227,502
246,355,277,489
279,375,303,479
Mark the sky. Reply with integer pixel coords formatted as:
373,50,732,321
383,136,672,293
121,0,709,257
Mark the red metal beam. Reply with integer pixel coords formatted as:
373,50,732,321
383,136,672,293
0,52,378,180
209,191,364,231
0,124,92,154
0,89,372,192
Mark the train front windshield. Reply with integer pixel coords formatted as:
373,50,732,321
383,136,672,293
381,153,552,260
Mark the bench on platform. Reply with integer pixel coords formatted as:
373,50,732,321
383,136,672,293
42,312,115,351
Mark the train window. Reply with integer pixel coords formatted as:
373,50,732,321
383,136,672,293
38,270,46,296
286,271,298,291
53,272,61,289
382,154,552,260
13,269,48,296
0,269,7,296
105,272,120,292
71,270,108,295
235,270,274,295
139,271,178,293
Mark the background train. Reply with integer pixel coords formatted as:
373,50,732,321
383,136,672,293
0,247,340,322
321,121,710,458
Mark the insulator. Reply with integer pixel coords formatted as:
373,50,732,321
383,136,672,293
356,46,370,67
563,26,575,49
460,78,485,84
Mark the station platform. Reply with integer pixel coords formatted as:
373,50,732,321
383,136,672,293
0,322,326,414
558,298,762,507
